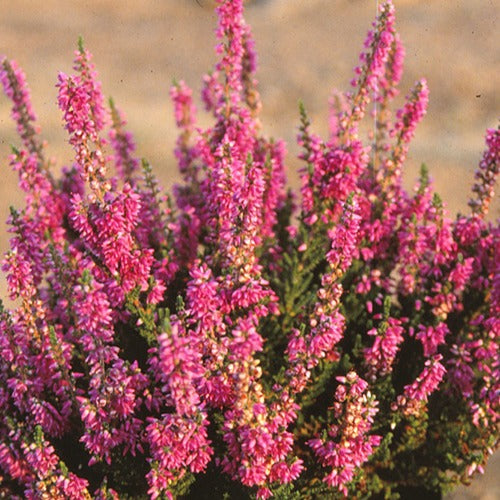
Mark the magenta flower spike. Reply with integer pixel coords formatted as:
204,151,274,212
108,100,140,185
469,127,500,217
0,58,43,157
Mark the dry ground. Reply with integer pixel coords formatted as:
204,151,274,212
0,1,498,498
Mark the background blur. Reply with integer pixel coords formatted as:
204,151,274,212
0,1,498,497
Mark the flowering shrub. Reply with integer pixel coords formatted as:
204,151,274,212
0,0,498,498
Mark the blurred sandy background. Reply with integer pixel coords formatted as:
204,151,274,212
0,1,498,498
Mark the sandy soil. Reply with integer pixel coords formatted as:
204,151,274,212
0,1,498,497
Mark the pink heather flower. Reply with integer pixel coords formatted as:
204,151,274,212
428,213,456,269
94,485,120,500
57,72,98,143
258,138,287,240
269,458,304,484
453,214,484,248
135,161,175,253
399,354,446,413
220,386,301,491
9,148,55,211
308,372,381,495
346,0,395,130
72,43,108,134
0,437,32,485
490,229,500,314
326,196,362,272
199,129,252,259
155,322,205,416
392,78,429,147
0,58,42,155
69,184,154,304
396,182,474,321
328,89,349,144
286,199,362,393
240,25,261,115
466,462,485,478
448,257,474,293
376,33,405,102
447,343,476,397
170,80,196,132
170,80,198,218
146,413,212,500
354,1,395,93
364,316,405,378
0,253,75,437
21,439,57,481
416,322,449,356
184,261,226,334
177,87,283,274
256,487,272,500
17,426,91,499
307,296,345,366
78,355,148,463
2,248,36,302
146,279,167,305
57,72,108,195
57,45,109,198
451,305,498,429
201,71,223,113
299,110,369,223
469,127,499,217
298,124,324,219
69,268,148,461
0,0,499,497
395,171,437,295
171,3,284,270
227,315,265,360
3,149,65,297
109,100,140,184
286,280,345,393
291,197,360,368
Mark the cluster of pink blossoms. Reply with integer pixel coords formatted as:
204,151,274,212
0,1,498,499
308,372,381,496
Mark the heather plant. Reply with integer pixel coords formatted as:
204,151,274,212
0,0,498,499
